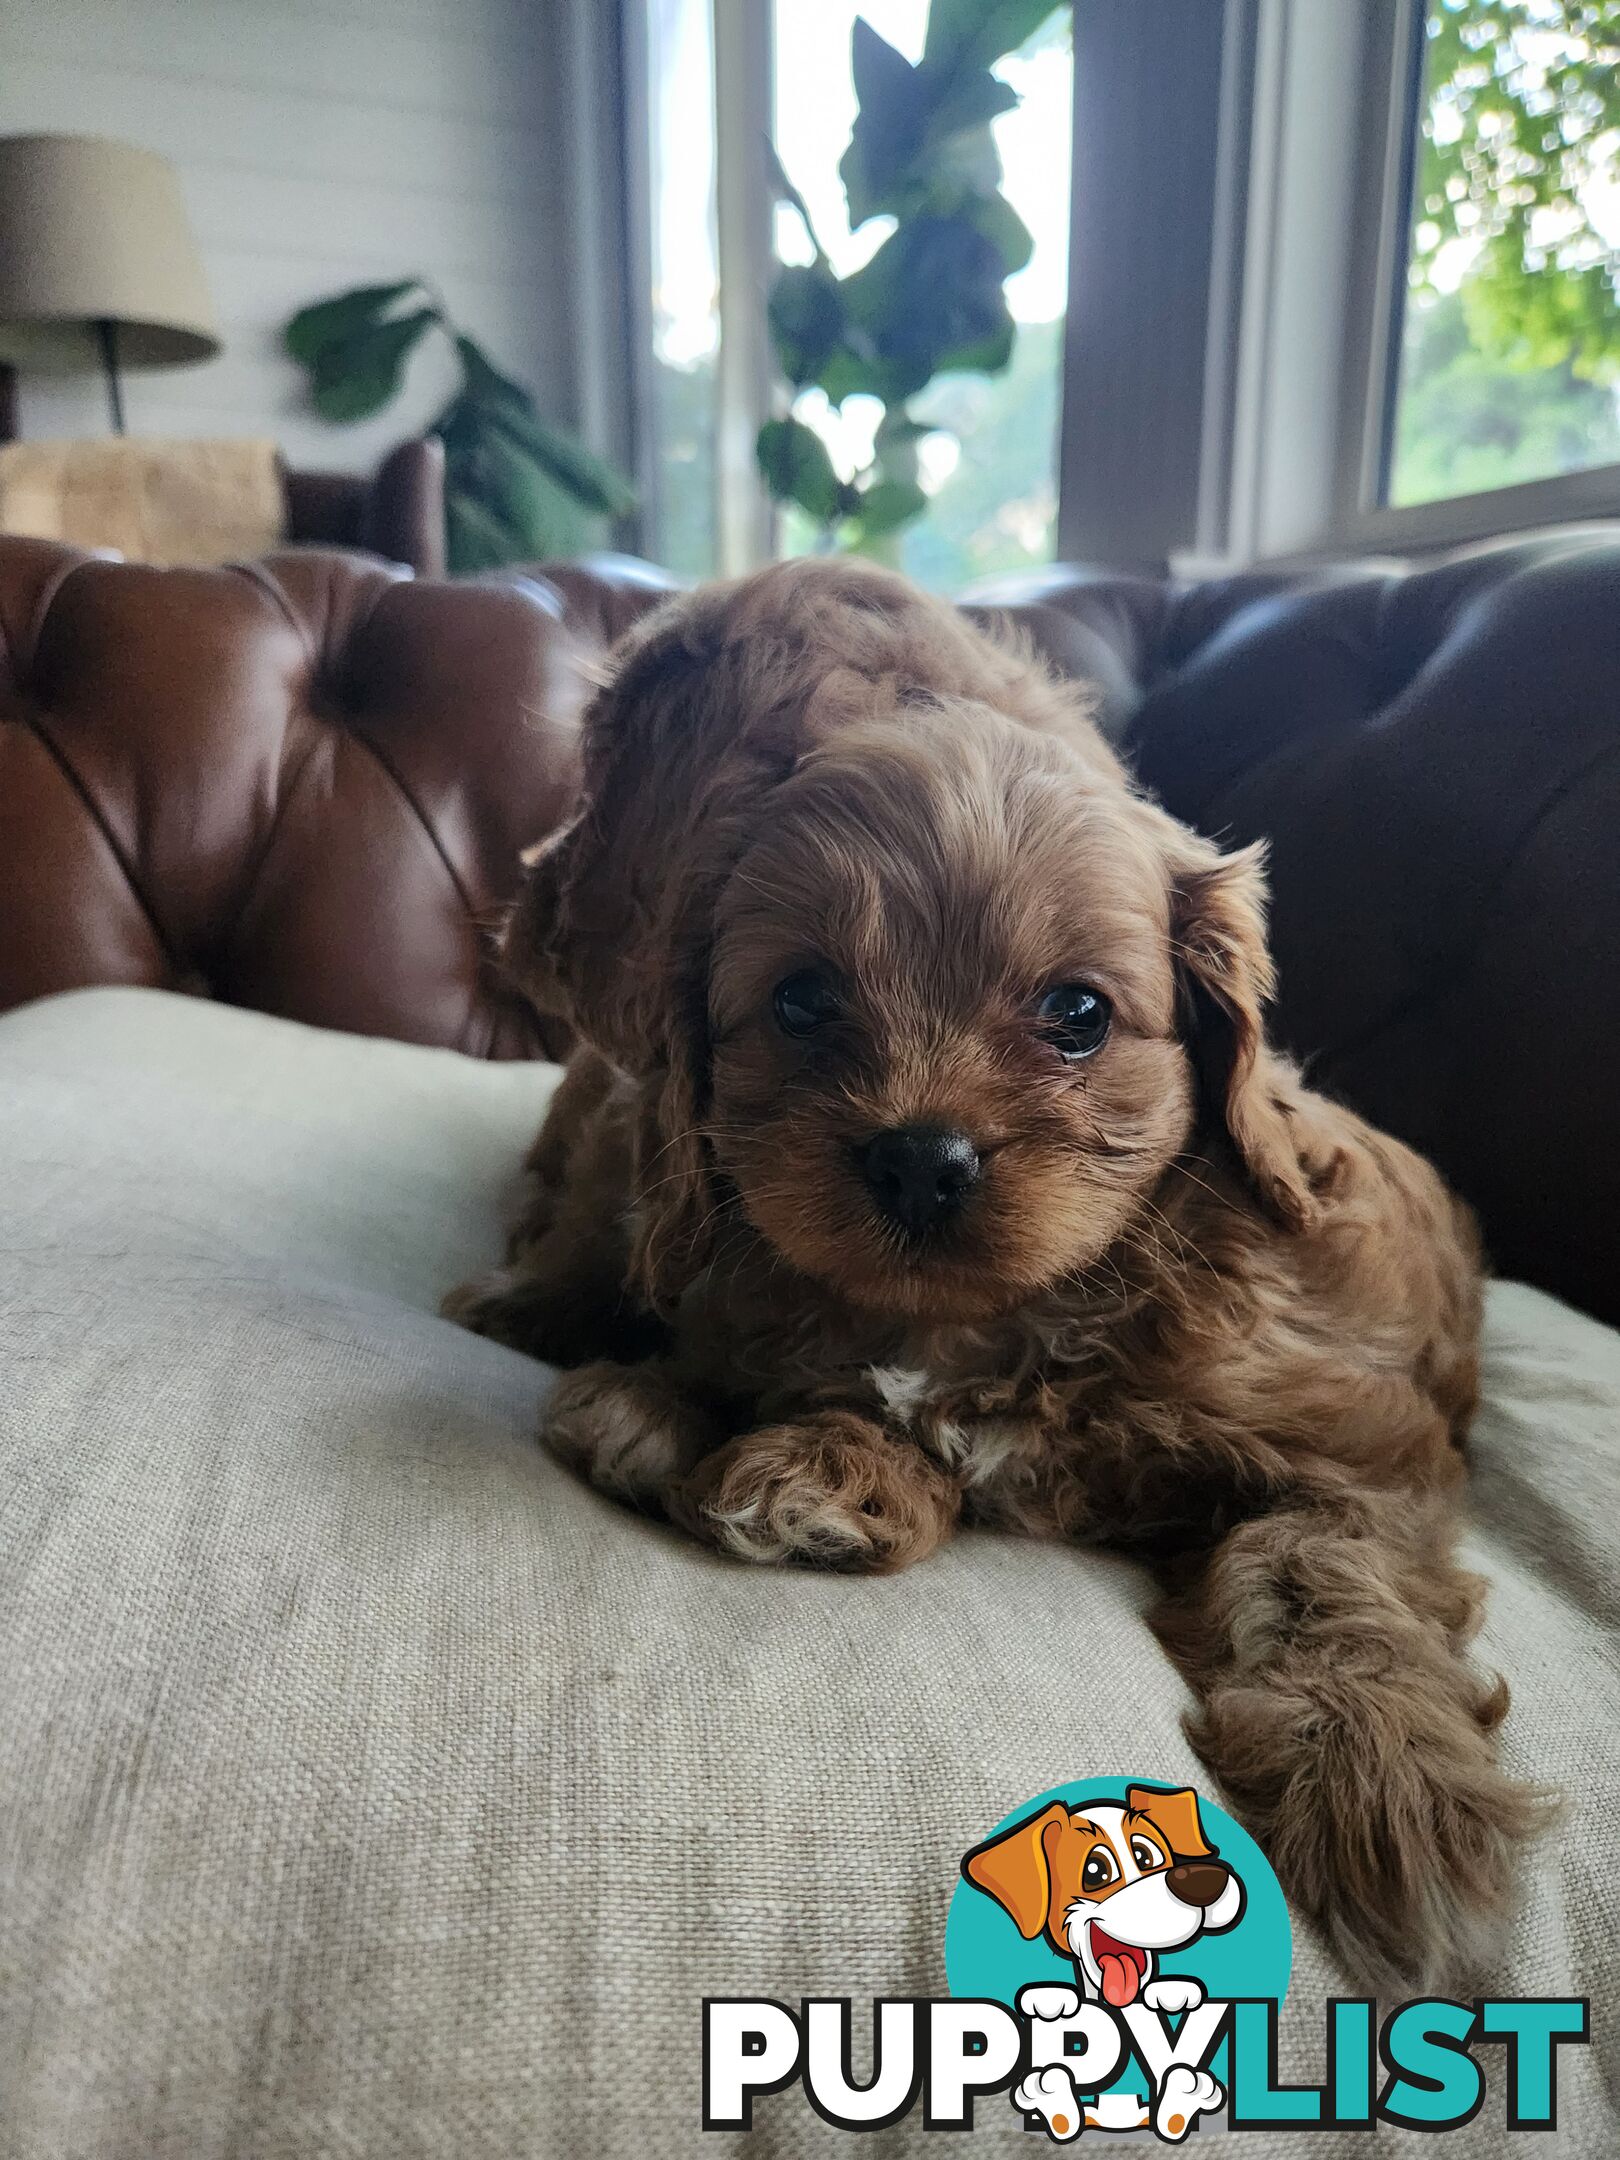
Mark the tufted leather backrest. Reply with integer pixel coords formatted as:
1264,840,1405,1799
0,528,1614,1323
0,541,678,1059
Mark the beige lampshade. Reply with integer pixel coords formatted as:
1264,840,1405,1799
0,134,219,371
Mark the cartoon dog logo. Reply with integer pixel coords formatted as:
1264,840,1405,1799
962,1784,1245,2138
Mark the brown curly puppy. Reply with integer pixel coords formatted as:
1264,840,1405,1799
447,557,1541,1990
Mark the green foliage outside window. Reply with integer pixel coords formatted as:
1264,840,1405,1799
1395,0,1620,501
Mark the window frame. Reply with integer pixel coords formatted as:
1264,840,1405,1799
1194,0,1620,570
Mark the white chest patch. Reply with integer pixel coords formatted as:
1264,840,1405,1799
866,1365,934,1422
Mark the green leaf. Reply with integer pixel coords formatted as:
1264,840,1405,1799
850,475,927,535
922,0,1060,79
852,13,918,116
445,488,520,574
308,307,437,422
454,333,532,413
936,317,1016,377
284,280,425,365
476,428,559,550
491,433,599,557
452,337,635,517
768,261,846,385
842,215,1012,384
816,342,912,406
840,47,1017,226
756,416,848,523
965,191,1033,277
840,17,930,226
488,404,635,518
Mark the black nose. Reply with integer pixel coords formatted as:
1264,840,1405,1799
857,1125,981,1236
1165,1861,1231,1910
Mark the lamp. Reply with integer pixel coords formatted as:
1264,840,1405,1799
0,134,220,436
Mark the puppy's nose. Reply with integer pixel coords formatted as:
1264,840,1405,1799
1165,1861,1230,1910
857,1125,981,1236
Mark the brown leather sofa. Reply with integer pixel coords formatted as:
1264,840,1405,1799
283,438,447,577
0,526,1614,1327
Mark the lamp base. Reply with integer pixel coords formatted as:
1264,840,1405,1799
93,318,126,434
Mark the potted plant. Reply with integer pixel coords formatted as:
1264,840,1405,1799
283,281,635,572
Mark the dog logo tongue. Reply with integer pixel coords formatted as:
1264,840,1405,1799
1090,1925,1146,2007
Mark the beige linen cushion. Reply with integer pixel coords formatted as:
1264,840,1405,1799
0,989,1616,2158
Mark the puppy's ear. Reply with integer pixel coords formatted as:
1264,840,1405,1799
1168,834,1318,1233
505,590,812,1311
1125,1784,1214,1862
962,1802,1069,1940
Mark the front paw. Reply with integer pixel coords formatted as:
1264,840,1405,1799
1142,1977,1204,2015
543,1362,716,1513
1189,1687,1550,1991
669,1414,959,1573
442,1266,529,1341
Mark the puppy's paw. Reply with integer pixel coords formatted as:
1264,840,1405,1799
1155,2065,1222,2141
1013,2066,1083,2141
542,1362,716,1514
441,1266,528,1340
1190,1684,1551,1992
1017,1984,1082,2024
1141,1977,1204,2015
669,1415,959,1574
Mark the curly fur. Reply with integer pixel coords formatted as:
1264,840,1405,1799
449,556,1545,1992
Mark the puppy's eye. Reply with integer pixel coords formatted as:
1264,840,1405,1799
1130,1837,1163,1872
1081,1847,1118,1891
773,969,840,1037
1036,983,1112,1060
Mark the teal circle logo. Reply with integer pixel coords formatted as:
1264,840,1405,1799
947,1777,1291,2006
946,1779,1291,2131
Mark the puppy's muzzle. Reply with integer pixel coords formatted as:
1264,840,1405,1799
856,1125,981,1237
1165,1861,1231,1909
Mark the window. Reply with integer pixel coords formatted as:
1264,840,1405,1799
641,0,720,579
637,1,1072,589
1386,0,1620,509
636,3,1618,577
1187,0,1620,569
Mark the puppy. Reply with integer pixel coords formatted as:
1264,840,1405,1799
447,557,1540,1989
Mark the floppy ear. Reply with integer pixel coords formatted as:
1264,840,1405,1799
506,584,821,1312
1169,836,1317,1233
1125,1784,1215,1862
961,1802,1069,1940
